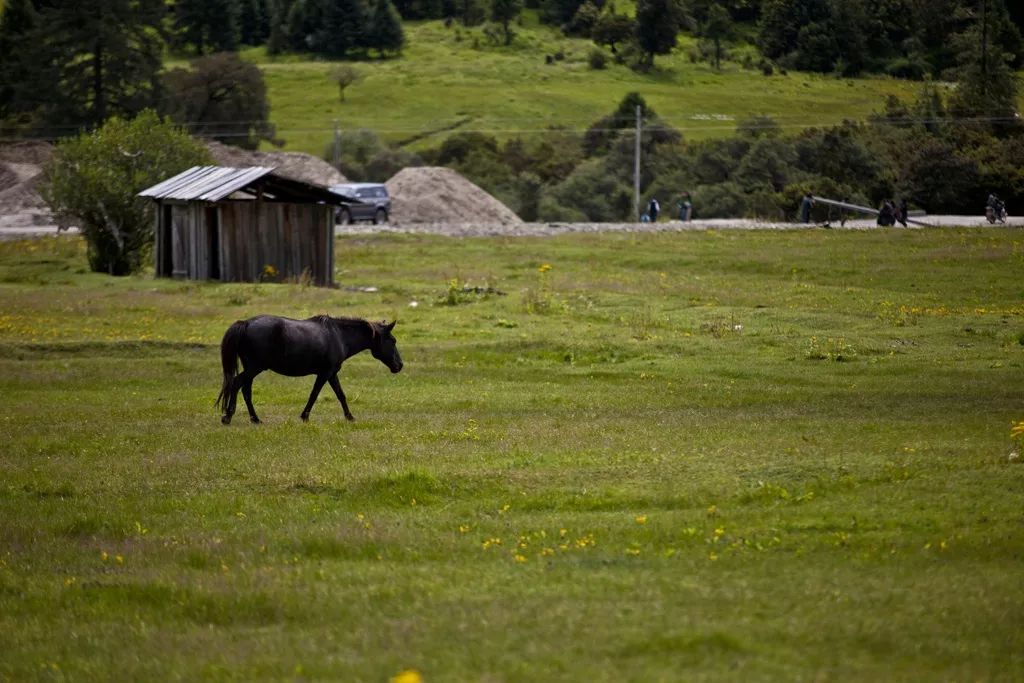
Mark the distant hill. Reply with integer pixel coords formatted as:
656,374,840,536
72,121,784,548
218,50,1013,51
252,20,916,156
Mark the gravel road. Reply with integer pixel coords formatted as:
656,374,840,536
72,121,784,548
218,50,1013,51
2,215,1021,241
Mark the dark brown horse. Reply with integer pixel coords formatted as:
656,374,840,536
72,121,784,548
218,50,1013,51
216,315,403,424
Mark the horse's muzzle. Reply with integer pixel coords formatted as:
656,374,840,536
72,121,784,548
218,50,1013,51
391,361,403,373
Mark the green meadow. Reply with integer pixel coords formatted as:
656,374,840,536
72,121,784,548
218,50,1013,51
250,19,914,155
1,227,1023,681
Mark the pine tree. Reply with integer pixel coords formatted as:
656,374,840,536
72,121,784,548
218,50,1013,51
239,0,270,45
490,0,522,45
368,0,406,55
30,0,166,130
285,0,316,51
267,0,290,54
948,0,1020,124
700,3,732,69
0,0,40,121
318,0,368,57
459,0,486,26
175,0,241,54
634,0,684,69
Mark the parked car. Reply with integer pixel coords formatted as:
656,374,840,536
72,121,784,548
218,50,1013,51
330,183,391,224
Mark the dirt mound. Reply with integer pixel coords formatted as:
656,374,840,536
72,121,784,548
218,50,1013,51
0,165,16,194
385,167,521,224
204,140,346,187
0,142,53,225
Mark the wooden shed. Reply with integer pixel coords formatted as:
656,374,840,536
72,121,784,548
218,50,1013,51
138,166,347,287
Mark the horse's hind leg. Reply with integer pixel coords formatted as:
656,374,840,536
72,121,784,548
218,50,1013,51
328,374,355,421
240,372,261,424
222,375,243,425
300,374,329,422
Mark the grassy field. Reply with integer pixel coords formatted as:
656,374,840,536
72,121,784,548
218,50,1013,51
250,19,915,155
1,227,1023,681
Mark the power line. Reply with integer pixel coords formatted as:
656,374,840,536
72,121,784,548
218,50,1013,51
2,112,1018,144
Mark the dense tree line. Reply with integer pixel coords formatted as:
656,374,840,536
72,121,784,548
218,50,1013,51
415,84,1022,221
756,0,1022,78
385,0,1024,76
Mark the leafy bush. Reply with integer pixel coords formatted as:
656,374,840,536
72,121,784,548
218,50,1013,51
42,111,211,275
691,182,747,218
540,158,633,222
588,47,608,69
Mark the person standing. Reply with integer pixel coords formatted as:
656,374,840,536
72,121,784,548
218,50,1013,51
877,200,894,226
897,199,908,227
647,197,660,222
678,192,693,221
799,193,814,223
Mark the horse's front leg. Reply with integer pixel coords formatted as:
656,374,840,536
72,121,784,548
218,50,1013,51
328,373,355,421
300,374,329,422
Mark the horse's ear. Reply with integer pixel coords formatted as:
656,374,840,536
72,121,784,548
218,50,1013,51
384,320,396,333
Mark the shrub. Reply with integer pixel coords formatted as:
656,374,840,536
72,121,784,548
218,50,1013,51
885,57,928,80
539,158,632,222
691,182,747,218
588,47,607,69
42,111,211,275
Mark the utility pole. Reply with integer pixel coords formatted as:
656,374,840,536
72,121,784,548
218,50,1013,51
333,120,341,170
634,104,641,221
980,0,989,102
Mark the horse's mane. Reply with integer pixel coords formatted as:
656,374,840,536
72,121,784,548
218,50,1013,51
313,315,374,331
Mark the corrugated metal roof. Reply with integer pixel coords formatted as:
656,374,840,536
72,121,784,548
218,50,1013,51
138,166,277,202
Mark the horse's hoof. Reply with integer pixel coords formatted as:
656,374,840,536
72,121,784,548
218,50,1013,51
300,413,309,422
345,414,355,422
250,417,261,424
221,416,231,425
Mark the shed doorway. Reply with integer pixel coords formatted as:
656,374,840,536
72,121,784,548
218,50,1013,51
206,207,220,280
161,204,173,276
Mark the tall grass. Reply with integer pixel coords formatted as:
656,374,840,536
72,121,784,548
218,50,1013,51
1,228,1023,681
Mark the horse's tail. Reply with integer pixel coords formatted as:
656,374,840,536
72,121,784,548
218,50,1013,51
215,320,246,411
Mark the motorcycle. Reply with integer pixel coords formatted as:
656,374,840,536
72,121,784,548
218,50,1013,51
986,202,1007,224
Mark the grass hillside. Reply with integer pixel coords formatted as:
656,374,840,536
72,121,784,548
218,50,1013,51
250,18,915,156
1,228,1023,680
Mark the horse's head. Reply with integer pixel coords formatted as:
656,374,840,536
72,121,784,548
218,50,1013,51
370,320,403,373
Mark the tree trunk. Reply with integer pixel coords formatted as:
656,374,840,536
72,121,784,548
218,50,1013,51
93,38,105,124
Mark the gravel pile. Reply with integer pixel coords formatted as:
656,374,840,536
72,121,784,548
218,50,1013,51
204,141,347,187
0,141,54,228
386,166,521,225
